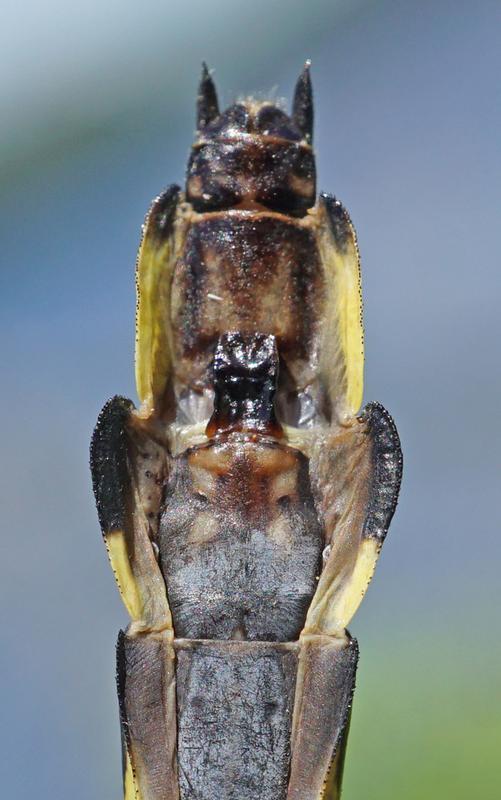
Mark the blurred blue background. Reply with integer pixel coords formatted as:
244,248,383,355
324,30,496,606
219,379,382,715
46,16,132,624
1,1,500,797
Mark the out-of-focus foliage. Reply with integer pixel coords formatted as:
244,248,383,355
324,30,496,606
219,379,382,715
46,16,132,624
345,633,501,799
1,2,500,798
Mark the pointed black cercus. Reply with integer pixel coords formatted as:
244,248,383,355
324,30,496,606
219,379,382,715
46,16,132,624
292,61,314,143
197,62,220,130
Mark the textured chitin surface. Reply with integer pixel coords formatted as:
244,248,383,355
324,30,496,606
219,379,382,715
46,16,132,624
175,641,298,800
287,637,359,800
158,436,324,641
170,214,324,394
118,632,178,800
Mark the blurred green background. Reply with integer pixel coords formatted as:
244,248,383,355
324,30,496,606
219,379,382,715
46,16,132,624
1,1,500,797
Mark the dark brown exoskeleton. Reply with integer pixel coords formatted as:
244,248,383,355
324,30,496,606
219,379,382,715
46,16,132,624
91,63,402,800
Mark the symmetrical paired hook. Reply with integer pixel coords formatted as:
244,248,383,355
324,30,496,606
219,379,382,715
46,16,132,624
197,61,314,142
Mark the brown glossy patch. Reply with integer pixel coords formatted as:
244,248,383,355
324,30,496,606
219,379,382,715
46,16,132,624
184,438,301,539
170,213,324,395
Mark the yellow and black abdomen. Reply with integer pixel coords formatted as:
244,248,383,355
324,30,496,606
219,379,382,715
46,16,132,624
91,64,403,800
